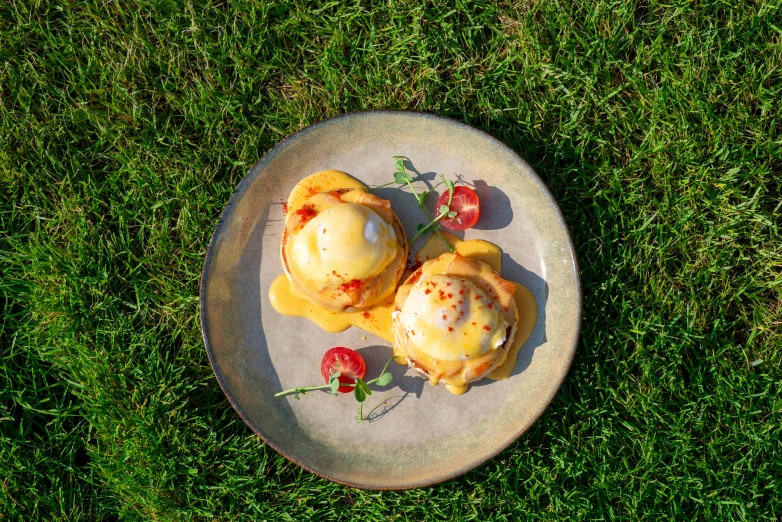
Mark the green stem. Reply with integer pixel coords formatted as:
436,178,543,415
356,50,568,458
408,211,449,246
404,179,421,200
404,178,451,250
376,354,396,377
274,383,332,397
368,180,397,191
407,184,455,250
420,205,452,252
275,356,397,398
445,181,455,210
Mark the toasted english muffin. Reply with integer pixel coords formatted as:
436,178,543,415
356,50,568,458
281,187,407,313
392,252,518,393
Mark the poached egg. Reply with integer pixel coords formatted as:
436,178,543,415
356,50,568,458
280,172,407,313
398,274,509,361
392,252,518,393
290,202,399,284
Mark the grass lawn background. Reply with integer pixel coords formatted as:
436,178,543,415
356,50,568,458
1,0,781,519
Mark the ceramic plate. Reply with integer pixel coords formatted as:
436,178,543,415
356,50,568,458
200,111,581,489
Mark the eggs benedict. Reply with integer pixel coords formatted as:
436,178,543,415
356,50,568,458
280,172,407,313
392,252,518,394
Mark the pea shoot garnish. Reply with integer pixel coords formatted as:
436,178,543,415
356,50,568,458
275,347,396,423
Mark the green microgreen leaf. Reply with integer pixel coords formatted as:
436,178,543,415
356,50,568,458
353,379,367,402
376,372,393,386
394,170,412,184
417,191,427,208
329,372,341,395
439,204,450,215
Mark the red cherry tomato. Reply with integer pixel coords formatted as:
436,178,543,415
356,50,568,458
320,347,366,393
436,186,481,231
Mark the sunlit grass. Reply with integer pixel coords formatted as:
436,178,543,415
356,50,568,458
1,0,780,519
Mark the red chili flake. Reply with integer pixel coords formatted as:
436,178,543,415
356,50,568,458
442,314,447,320
425,289,432,295
448,327,454,332
504,307,509,312
457,300,462,304
306,185,321,196
411,330,416,335
439,290,446,300
472,322,476,326
459,311,464,315
294,204,317,222
280,199,288,214
474,295,481,300
333,188,351,195
362,311,371,319
322,228,327,234
407,267,423,284
483,325,491,331
487,302,493,309
451,305,457,310
446,282,451,287
447,293,453,299
339,279,364,292
459,290,464,295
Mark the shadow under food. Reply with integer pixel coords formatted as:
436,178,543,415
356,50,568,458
471,179,513,230
364,394,410,423
371,159,546,390
471,251,548,386
351,345,424,423
355,345,426,399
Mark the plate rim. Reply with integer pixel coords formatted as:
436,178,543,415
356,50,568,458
199,109,582,490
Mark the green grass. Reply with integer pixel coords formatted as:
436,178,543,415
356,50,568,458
1,0,781,519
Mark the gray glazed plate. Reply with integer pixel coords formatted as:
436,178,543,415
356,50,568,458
200,111,581,490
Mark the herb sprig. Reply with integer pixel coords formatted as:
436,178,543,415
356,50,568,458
275,356,397,422
374,156,456,252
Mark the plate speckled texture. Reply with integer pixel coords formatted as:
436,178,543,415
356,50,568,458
200,111,581,489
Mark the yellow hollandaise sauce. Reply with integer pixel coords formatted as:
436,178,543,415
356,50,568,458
272,169,399,341
269,170,538,392
268,275,395,342
284,169,365,220
411,232,537,383
394,232,538,393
